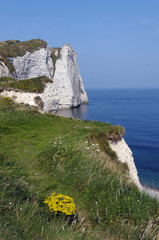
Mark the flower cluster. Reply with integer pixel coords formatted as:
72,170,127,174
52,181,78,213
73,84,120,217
85,141,100,152
44,192,76,215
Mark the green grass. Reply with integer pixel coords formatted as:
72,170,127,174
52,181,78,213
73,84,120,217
5,40,20,45
0,39,47,73
0,97,159,240
0,76,52,93
49,47,61,75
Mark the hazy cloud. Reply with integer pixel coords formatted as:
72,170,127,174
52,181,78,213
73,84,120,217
141,19,156,23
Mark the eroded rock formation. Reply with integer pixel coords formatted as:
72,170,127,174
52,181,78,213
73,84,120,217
0,40,88,112
109,138,142,190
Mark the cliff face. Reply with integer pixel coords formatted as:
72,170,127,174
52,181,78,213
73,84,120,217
109,138,142,190
0,40,88,112
53,44,87,108
0,82,59,113
9,48,54,80
0,62,10,77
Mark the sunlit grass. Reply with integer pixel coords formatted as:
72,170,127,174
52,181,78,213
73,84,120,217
0,76,52,93
0,97,159,240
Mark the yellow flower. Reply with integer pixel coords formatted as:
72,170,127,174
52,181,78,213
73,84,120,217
44,192,76,215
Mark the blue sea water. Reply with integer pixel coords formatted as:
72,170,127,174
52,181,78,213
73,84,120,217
58,89,159,190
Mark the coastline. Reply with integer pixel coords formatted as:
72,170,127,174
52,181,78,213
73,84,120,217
58,103,159,201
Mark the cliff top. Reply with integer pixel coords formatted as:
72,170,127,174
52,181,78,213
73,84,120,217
0,39,73,74
0,39,47,73
0,39,47,58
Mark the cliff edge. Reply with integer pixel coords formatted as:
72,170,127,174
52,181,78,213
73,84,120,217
109,138,142,190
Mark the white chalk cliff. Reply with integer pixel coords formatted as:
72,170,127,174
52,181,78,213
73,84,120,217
109,138,142,190
0,61,10,77
9,48,54,80
0,82,59,113
53,44,88,108
0,42,88,112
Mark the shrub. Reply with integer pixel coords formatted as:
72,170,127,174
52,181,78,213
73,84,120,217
5,40,20,45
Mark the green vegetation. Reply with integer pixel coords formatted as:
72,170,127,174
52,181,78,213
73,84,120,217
0,39,47,57
34,96,44,110
49,47,61,75
0,41,8,46
0,76,52,93
5,40,20,45
0,97,159,240
0,39,47,73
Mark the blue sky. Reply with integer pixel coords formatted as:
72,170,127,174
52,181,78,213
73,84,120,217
1,0,159,88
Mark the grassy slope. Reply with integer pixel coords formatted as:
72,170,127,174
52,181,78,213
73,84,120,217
0,97,159,240
0,76,52,93
0,39,47,73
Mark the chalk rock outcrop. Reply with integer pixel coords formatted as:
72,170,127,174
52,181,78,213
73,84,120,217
53,44,88,108
0,40,88,112
79,76,89,104
0,82,59,113
9,48,54,80
0,62,10,77
109,138,142,190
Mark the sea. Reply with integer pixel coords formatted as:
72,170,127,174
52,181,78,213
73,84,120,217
58,89,159,191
